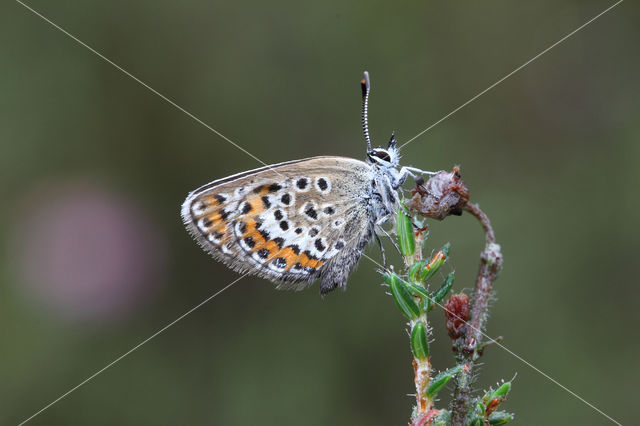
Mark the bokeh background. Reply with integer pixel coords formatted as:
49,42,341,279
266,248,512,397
2,0,638,424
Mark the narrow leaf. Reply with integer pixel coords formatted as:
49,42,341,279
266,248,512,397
431,273,455,307
420,246,448,281
405,281,431,302
491,382,511,400
488,411,514,425
426,365,463,397
468,417,484,426
408,260,427,281
411,322,429,360
483,381,511,405
432,410,450,426
396,207,415,257
386,273,420,320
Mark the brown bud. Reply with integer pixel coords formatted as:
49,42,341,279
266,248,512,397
445,292,470,340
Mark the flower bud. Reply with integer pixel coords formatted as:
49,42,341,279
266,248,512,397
444,293,470,340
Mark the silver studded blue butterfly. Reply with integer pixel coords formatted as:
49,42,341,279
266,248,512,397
181,72,430,294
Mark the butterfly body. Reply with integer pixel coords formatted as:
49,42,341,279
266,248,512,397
181,150,408,294
181,72,429,294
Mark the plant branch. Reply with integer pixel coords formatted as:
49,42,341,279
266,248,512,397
450,203,503,425
405,167,507,425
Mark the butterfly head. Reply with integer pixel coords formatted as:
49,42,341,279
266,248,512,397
367,132,400,168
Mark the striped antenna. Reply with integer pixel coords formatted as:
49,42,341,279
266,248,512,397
361,71,372,151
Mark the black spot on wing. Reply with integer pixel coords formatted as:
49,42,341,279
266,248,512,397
273,257,287,268
317,178,328,191
244,237,256,249
296,178,308,190
305,206,317,220
268,183,283,193
303,250,319,261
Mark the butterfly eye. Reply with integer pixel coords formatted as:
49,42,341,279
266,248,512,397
368,149,391,163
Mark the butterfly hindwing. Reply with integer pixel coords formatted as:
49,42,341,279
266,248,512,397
181,156,375,291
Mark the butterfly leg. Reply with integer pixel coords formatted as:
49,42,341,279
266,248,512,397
374,232,387,268
403,166,437,177
398,166,438,182
390,167,437,189
374,215,402,259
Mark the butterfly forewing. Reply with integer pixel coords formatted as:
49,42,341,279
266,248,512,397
182,156,375,291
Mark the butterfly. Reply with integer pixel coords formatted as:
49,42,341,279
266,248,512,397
181,72,430,294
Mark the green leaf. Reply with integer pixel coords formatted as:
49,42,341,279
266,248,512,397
483,381,511,405
407,260,427,281
467,401,485,425
432,409,451,426
411,322,429,360
426,365,463,397
488,411,514,425
468,417,484,426
385,272,420,320
431,273,455,308
420,245,449,282
492,382,511,400
405,281,431,306
396,207,415,257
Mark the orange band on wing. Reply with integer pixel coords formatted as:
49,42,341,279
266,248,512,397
238,217,325,272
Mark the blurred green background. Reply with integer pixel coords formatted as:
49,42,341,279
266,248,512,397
2,0,637,424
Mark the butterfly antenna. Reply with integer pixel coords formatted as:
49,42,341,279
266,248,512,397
361,71,372,152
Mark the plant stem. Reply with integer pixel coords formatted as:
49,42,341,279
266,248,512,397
412,315,433,416
450,203,503,425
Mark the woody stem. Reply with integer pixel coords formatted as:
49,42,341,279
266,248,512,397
450,203,503,425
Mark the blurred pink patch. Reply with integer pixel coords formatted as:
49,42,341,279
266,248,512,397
11,180,166,323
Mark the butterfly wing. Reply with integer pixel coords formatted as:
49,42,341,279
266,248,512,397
181,156,376,292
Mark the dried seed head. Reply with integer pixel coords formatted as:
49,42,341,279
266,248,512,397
407,166,470,220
